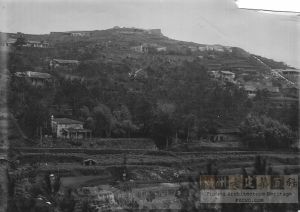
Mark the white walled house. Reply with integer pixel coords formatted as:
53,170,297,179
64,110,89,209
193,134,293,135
156,46,167,52
49,59,80,71
210,128,241,142
0,38,17,47
130,45,148,53
220,71,235,83
14,71,52,87
51,117,91,139
244,85,257,98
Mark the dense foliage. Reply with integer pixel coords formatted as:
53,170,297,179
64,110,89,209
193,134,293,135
7,33,297,149
240,114,294,148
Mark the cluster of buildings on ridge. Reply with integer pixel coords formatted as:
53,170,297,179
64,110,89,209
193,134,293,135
130,43,167,53
0,38,49,48
190,45,232,53
0,33,49,48
13,58,81,87
208,67,299,109
129,43,232,54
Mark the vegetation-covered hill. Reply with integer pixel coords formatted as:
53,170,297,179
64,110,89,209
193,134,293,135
4,27,297,149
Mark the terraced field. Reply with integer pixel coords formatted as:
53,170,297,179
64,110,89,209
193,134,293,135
12,147,300,182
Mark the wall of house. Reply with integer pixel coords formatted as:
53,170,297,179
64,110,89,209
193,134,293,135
221,74,235,82
29,78,46,87
56,123,83,138
213,134,239,142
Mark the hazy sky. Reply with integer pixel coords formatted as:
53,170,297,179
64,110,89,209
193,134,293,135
1,0,299,68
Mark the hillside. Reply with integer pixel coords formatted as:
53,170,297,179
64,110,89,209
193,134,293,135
2,28,289,69
3,27,297,148
3,27,299,212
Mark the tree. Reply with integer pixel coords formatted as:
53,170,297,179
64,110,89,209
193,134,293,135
92,104,116,137
181,114,198,142
240,114,294,149
149,111,175,149
21,103,49,138
14,36,26,47
112,105,138,137
59,188,75,212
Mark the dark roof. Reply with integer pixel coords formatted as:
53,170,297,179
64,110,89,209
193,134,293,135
63,128,91,132
281,69,300,74
14,71,52,79
83,159,97,162
244,85,256,92
52,118,83,125
28,40,41,44
216,128,240,134
53,59,79,64
26,71,51,79
220,71,235,75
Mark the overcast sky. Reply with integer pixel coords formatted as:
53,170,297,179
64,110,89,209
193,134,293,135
1,0,299,68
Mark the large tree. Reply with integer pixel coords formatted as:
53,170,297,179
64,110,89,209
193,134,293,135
240,114,294,149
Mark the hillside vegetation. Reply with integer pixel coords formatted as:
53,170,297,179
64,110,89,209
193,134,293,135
5,27,296,149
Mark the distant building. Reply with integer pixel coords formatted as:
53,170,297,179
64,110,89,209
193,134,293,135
50,31,90,37
220,71,235,83
130,44,149,53
50,59,80,70
14,71,52,86
0,38,17,47
198,45,225,52
130,43,166,53
211,45,225,52
198,46,207,51
118,28,163,36
280,69,300,84
83,159,97,166
69,31,91,37
60,73,85,82
244,85,257,98
188,46,198,52
51,116,92,139
146,29,163,36
23,40,49,48
208,70,221,78
210,128,241,142
156,46,167,52
224,46,233,52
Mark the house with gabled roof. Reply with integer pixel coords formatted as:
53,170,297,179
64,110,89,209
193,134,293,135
23,40,49,48
14,71,52,87
50,59,80,71
51,116,91,139
244,85,257,98
210,128,241,142
220,71,235,83
0,38,17,47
